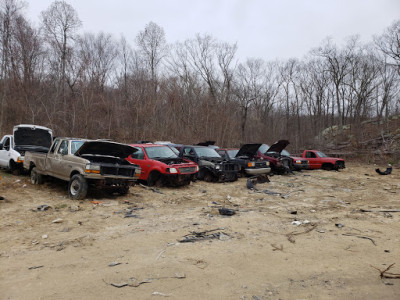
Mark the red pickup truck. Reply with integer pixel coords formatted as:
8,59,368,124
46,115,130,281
127,144,199,186
302,150,345,171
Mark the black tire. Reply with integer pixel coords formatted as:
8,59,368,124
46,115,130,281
68,174,88,200
322,164,333,171
10,160,21,175
118,185,129,195
147,171,162,187
30,167,43,185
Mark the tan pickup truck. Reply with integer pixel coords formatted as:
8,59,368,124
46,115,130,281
24,138,141,199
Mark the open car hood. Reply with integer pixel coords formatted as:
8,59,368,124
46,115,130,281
75,141,137,159
197,141,216,147
267,140,290,153
14,125,52,148
235,143,262,158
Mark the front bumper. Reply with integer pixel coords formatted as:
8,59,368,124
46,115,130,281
245,167,271,175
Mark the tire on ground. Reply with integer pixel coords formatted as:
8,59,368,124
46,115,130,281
30,167,43,185
68,174,88,200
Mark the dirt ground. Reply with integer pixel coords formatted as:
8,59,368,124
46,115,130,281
0,163,399,300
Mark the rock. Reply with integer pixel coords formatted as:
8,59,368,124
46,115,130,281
69,205,80,212
219,233,231,241
42,234,48,239
291,221,302,226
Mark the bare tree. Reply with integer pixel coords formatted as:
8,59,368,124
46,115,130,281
135,21,167,91
40,0,81,127
374,20,400,72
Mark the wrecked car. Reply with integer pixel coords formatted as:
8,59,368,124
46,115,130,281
0,124,52,174
23,138,141,199
261,140,309,171
256,141,293,175
126,144,199,186
179,145,239,182
217,144,271,177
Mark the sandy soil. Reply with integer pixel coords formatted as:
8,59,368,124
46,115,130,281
0,163,399,300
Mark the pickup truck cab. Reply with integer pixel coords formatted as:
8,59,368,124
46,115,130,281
0,124,52,174
302,150,345,170
179,145,239,182
24,138,141,199
127,144,198,186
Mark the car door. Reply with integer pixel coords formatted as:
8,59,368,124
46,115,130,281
304,151,318,169
127,147,148,180
46,139,62,176
0,136,11,168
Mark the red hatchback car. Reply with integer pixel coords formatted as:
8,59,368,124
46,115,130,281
126,144,199,186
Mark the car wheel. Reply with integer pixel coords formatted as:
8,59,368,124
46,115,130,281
68,174,88,200
147,171,162,187
118,185,129,195
30,167,43,185
322,164,333,171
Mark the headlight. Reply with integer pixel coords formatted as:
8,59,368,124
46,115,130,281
85,164,100,174
247,162,255,167
135,167,141,178
295,160,302,164
265,161,270,166
167,168,178,174
17,156,24,163
216,164,221,170
196,165,199,172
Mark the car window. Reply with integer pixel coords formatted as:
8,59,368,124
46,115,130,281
145,146,178,159
71,141,85,154
258,144,269,153
49,139,60,154
57,140,68,155
131,147,144,159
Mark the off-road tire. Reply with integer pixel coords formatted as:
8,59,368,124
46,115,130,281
68,174,88,200
30,167,43,185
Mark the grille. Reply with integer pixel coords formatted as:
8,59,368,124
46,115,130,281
255,162,268,168
179,167,196,174
100,164,136,177
222,163,239,172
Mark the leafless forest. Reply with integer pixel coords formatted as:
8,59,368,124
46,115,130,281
1,0,399,151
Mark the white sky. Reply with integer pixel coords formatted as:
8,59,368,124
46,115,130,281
24,0,400,61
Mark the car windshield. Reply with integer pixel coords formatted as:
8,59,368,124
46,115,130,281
195,147,221,158
281,149,290,156
316,151,328,157
227,149,239,158
258,144,269,153
145,146,178,159
71,141,85,154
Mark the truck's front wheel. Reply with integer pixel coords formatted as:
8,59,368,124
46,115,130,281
68,174,88,200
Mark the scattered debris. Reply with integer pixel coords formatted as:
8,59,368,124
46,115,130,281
342,233,377,246
289,210,297,215
359,208,400,213
37,204,51,211
179,229,230,243
286,224,316,243
139,183,163,194
291,221,302,226
335,223,344,228
91,201,102,205
0,196,4,200
32,240,39,245
42,234,48,239
109,262,121,267
110,282,128,288
375,165,392,175
271,244,283,251
52,218,63,223
28,265,44,270
218,208,236,216
152,291,171,297
371,263,400,279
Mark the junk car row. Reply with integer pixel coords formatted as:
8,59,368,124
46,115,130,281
0,124,345,199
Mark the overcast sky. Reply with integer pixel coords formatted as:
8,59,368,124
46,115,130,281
24,0,400,62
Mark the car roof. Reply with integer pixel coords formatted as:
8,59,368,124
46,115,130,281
130,143,167,148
